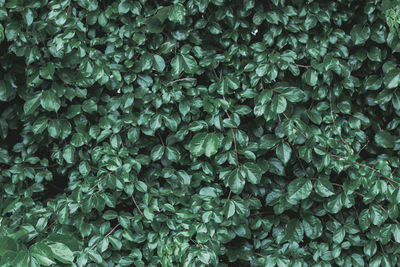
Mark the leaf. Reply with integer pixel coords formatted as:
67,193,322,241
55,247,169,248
168,4,186,22
63,145,75,164
374,131,395,148
176,170,191,185
181,54,197,73
48,242,74,263
135,180,148,192
242,162,262,184
224,200,235,218
13,251,30,267
188,132,207,156
32,117,48,134
189,132,221,157
39,62,55,79
204,133,221,157
227,168,245,194
24,91,42,115
288,178,313,201
383,69,400,89
315,178,335,197
276,142,292,165
171,55,183,77
259,134,280,149
304,69,318,86
153,55,166,72
118,0,130,14
88,249,102,264
271,95,287,114
151,144,165,161
350,24,370,45
40,90,61,112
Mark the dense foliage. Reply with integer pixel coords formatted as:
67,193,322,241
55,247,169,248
1,0,400,266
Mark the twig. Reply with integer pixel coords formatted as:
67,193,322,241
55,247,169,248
328,153,399,185
282,113,308,139
231,129,240,166
331,182,399,224
227,190,232,201
158,134,165,146
254,252,266,258
288,142,305,172
191,239,204,249
329,91,347,145
166,78,196,85
31,163,58,170
296,64,312,68
131,195,144,216
212,69,219,80
89,223,120,251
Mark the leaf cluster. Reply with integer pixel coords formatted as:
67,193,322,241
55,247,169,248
1,0,400,266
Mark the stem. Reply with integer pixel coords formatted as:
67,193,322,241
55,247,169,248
89,223,120,251
166,78,196,85
282,113,308,139
131,195,144,216
296,64,312,68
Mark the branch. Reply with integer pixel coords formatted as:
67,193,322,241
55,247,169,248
328,153,400,186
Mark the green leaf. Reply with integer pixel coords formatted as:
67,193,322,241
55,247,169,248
227,168,245,194
79,161,91,176
88,249,102,264
24,91,42,115
151,144,165,161
135,180,148,192
276,142,292,165
40,90,61,112
63,145,75,164
168,4,186,23
304,69,318,86
12,251,30,267
224,200,235,218
181,54,197,73
350,24,370,45
189,132,207,156
177,170,191,185
204,133,221,157
153,55,166,72
71,133,85,147
271,95,287,114
189,132,222,157
39,63,55,79
383,69,400,89
32,117,48,134
242,162,262,184
288,178,313,201
48,242,74,264
166,146,181,162
315,178,335,197
118,0,130,14
48,119,61,138
260,134,279,149
374,131,395,148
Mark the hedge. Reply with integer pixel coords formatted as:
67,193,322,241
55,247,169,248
1,0,400,266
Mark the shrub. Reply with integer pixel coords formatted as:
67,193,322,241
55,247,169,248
1,0,400,266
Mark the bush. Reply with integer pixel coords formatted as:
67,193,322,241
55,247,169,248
1,0,400,266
